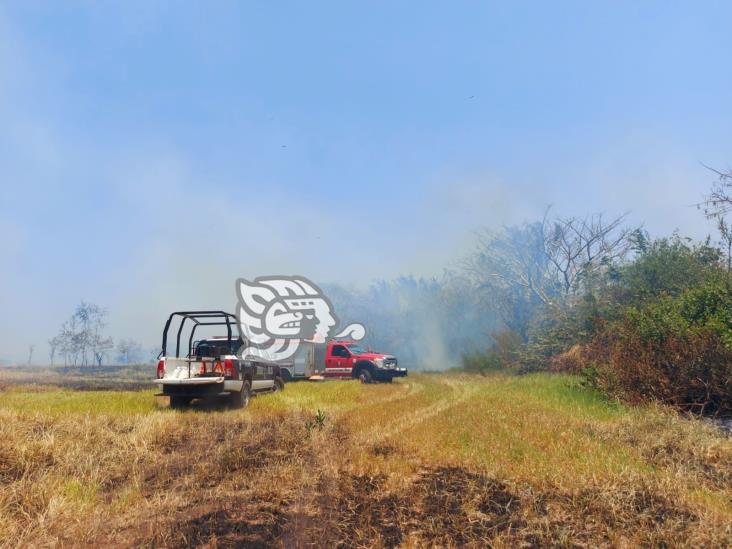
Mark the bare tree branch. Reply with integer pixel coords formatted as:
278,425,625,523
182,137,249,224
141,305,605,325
699,165,732,219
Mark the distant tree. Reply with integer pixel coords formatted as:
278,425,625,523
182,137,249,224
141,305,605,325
48,336,61,366
117,338,142,364
53,301,112,367
93,336,114,366
60,316,82,365
149,346,161,363
27,344,34,366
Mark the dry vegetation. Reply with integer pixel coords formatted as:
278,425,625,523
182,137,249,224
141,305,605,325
1,372,731,547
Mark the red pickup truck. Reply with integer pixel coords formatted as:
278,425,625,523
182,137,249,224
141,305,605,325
281,340,407,383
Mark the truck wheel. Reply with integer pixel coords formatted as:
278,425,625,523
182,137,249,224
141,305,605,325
358,369,373,384
170,396,191,409
273,376,285,392
230,380,251,409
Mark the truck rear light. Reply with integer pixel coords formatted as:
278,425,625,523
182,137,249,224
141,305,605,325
224,358,236,379
156,359,165,379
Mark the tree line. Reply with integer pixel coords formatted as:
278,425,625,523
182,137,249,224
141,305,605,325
35,167,732,417
337,167,732,416
449,167,732,417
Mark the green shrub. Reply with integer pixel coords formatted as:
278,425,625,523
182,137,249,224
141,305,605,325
544,237,732,415
460,329,525,374
585,277,732,415
461,350,503,374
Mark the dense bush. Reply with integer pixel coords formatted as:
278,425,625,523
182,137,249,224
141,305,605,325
582,277,732,415
461,350,503,374
616,236,721,303
543,237,732,415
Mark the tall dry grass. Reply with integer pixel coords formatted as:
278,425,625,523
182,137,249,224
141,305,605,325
1,374,731,547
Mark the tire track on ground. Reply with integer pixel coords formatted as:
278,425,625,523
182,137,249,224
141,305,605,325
356,376,477,445
361,378,425,406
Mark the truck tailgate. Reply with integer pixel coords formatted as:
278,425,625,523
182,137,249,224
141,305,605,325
158,377,224,385
156,357,223,384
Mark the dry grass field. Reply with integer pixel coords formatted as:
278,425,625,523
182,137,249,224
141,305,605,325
1,372,731,547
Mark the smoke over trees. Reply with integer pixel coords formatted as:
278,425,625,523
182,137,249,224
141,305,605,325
462,211,636,343
463,221,551,341
323,210,636,371
324,275,499,370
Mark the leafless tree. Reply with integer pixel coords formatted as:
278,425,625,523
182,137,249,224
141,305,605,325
117,338,142,364
93,336,114,366
463,219,556,339
470,221,555,302
58,317,78,365
544,212,634,297
53,302,112,367
27,344,34,366
700,166,732,219
464,210,636,338
698,166,732,270
48,336,61,366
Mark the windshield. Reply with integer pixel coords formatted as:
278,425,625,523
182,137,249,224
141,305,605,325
347,344,370,354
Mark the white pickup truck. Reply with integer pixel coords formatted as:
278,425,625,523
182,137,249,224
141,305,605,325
154,311,283,408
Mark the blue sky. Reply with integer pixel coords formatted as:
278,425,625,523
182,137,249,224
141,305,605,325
1,1,731,362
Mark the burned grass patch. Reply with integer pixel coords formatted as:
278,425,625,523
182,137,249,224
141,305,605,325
318,467,522,548
522,484,698,546
413,466,521,545
369,443,399,458
149,493,290,549
315,466,706,548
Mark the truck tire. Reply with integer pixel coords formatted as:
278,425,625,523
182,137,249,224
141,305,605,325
170,396,191,409
230,380,251,409
358,369,373,384
273,376,285,392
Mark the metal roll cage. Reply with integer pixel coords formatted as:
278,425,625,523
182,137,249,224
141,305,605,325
161,311,239,358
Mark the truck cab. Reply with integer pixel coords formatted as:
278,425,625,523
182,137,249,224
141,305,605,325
310,340,406,383
326,340,406,383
